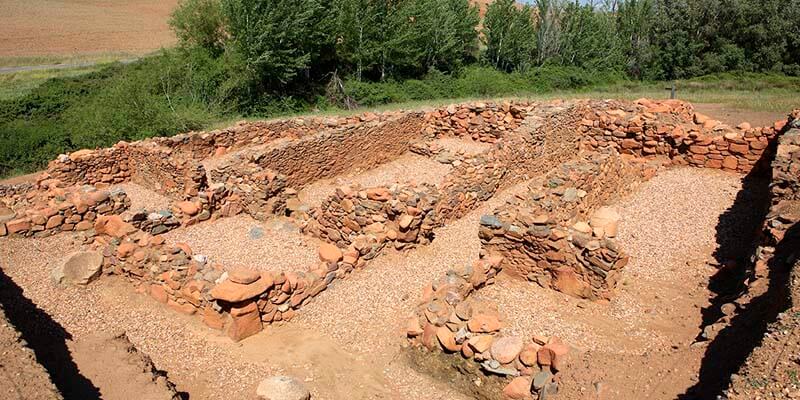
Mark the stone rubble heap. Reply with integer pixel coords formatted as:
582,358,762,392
406,257,570,400
0,181,130,238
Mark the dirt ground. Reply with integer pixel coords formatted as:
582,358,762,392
0,0,178,58
0,103,788,400
693,103,788,128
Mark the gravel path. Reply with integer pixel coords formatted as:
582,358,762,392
475,167,745,354
164,214,319,272
112,182,172,212
430,137,494,155
295,179,534,399
298,152,452,208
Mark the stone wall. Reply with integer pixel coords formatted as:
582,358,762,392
304,184,440,255
207,157,288,221
580,99,783,174
44,143,206,200
480,150,653,300
0,184,130,238
249,113,426,188
422,101,530,142
434,102,588,223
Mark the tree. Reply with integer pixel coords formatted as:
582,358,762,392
483,0,538,72
169,0,226,55
558,2,623,70
221,0,335,93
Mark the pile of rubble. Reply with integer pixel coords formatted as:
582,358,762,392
0,182,129,238
407,258,570,400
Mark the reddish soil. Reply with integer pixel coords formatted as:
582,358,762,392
0,0,178,58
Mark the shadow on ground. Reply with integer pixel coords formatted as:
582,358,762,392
680,160,797,398
0,267,101,399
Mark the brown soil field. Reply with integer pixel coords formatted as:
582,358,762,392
0,0,179,58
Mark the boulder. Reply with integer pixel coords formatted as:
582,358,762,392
52,251,104,285
256,376,310,400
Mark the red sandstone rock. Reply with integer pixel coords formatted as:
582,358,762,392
6,218,30,234
176,201,200,216
149,284,169,304
491,336,524,364
729,143,750,155
226,301,262,342
544,338,571,371
421,324,438,351
210,273,274,302
519,344,540,366
202,306,225,330
552,268,592,299
228,268,260,285
0,223,6,237
366,188,391,201
468,314,501,333
168,299,197,315
406,317,423,337
502,376,532,400
468,335,494,354
45,215,64,229
436,326,460,352
318,242,343,263
94,215,136,238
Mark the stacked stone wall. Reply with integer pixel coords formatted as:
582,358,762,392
250,113,426,188
304,184,440,256
580,99,783,174
422,101,530,142
0,184,129,238
480,150,653,300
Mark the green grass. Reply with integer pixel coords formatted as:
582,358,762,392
1,56,798,180
0,66,106,100
0,52,140,69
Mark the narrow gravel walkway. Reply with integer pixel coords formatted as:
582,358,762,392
298,152,452,208
112,182,172,212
